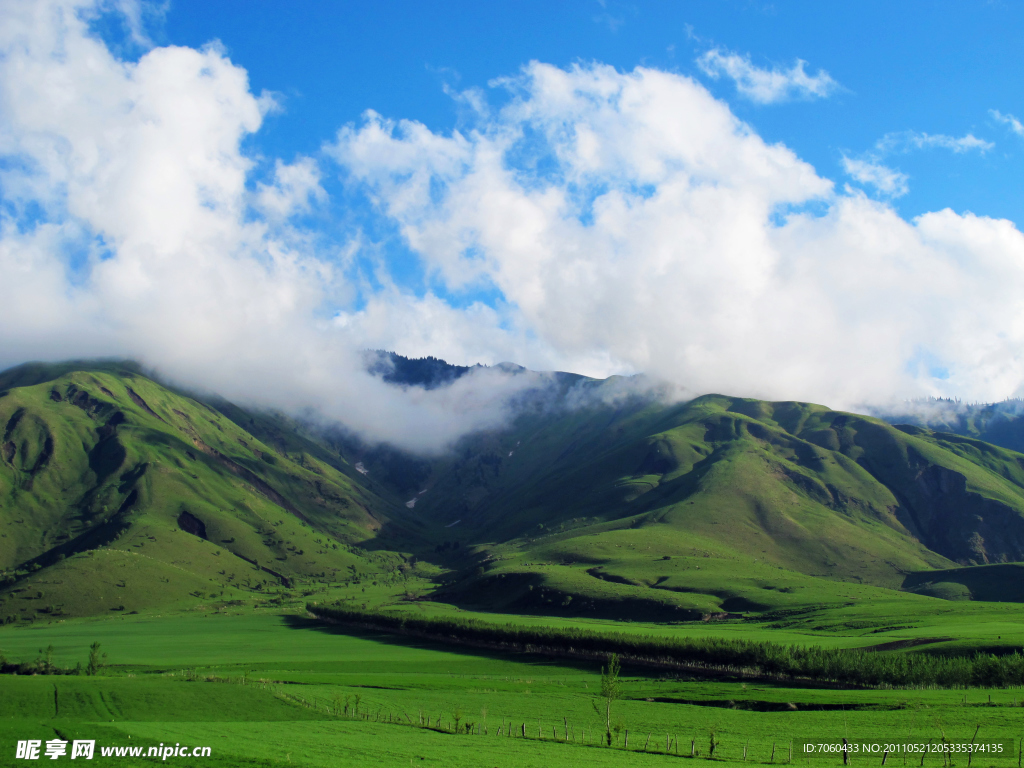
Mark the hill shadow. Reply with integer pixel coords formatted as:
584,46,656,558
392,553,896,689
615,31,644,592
280,614,603,675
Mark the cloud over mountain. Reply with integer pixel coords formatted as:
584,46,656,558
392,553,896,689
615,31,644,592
3,0,1024,454
332,61,1024,409
0,0,541,453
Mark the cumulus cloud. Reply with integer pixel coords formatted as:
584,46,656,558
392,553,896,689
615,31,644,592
330,61,1024,409
0,0,541,454
255,158,327,220
696,47,839,103
991,109,1024,137
5,0,1024,458
840,156,908,197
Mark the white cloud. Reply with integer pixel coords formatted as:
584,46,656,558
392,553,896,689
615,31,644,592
843,129,992,197
876,130,993,154
991,109,1024,137
255,157,326,220
5,1,1024,456
0,0,543,454
330,61,1024,409
840,156,908,197
696,47,839,103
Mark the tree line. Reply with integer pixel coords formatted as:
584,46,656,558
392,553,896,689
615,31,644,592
0,642,105,675
307,603,1024,688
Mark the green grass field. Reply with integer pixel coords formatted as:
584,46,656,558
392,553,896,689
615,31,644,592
3,611,1024,767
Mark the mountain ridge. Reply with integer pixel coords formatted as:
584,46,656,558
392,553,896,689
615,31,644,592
3,358,1024,625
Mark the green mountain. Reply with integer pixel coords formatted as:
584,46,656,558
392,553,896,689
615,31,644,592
0,361,408,622
4,359,1024,624
391,383,1024,618
879,398,1024,453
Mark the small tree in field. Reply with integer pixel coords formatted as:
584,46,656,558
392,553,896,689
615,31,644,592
594,653,621,746
86,642,106,676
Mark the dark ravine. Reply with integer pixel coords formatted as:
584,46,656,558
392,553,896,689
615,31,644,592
234,552,293,588
190,437,305,518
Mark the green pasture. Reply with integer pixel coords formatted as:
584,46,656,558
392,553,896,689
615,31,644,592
3,612,1024,767
356,586,1024,655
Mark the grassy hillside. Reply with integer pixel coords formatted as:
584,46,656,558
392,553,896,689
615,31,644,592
902,562,1024,602
0,361,411,622
401,387,1024,619
6,359,1024,628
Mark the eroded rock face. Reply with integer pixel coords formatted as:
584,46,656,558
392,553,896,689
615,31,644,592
177,510,207,540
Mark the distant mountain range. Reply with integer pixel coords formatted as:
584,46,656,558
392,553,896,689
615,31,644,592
877,397,1024,454
3,356,1024,624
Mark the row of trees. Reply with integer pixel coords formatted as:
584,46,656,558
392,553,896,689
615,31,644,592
308,603,1024,688
0,642,105,676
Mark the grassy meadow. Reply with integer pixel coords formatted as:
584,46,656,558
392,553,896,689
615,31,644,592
3,608,1024,767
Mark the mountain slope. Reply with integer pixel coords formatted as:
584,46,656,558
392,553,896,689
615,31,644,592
415,392,1024,566
0,362,406,621
399,387,1024,618
6,359,1024,623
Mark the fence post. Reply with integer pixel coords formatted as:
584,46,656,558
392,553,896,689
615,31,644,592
968,725,981,768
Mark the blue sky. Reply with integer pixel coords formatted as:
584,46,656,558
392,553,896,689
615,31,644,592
155,0,1024,224
4,0,1024,449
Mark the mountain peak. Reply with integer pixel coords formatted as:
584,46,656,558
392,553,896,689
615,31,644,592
362,350,476,389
